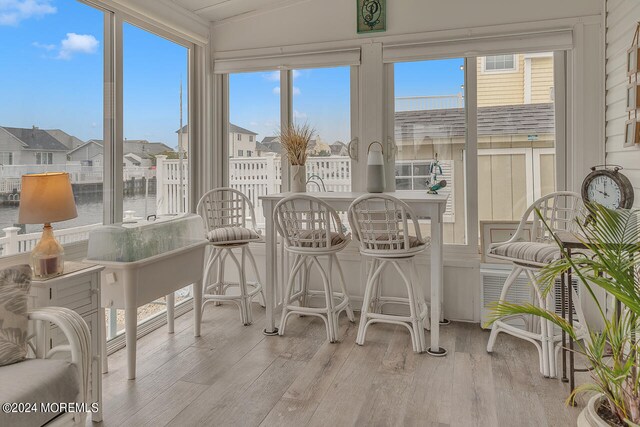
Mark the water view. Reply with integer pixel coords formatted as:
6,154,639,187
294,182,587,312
0,194,158,234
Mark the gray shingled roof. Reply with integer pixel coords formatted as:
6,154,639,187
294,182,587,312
123,140,173,155
3,126,69,151
257,139,282,154
395,103,554,139
229,124,257,135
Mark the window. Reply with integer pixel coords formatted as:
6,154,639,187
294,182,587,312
477,53,556,224
36,152,54,165
237,133,242,141
249,135,254,142
0,1,104,251
123,23,189,220
0,152,13,165
247,150,252,157
484,54,516,72
293,66,352,192
229,71,282,229
394,59,465,244
113,21,191,338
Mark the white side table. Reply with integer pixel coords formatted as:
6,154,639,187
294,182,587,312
28,262,104,423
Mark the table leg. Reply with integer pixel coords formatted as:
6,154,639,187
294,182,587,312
124,306,137,380
263,201,278,335
567,248,575,398
194,280,202,337
166,292,175,334
427,205,447,356
561,270,568,382
124,280,137,380
101,307,109,374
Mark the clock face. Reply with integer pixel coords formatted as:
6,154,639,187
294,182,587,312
586,175,623,209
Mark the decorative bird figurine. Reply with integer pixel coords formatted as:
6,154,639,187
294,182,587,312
426,153,447,194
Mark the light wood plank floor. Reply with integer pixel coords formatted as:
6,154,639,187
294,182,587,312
96,304,584,427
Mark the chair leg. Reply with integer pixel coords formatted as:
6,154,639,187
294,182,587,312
372,259,382,313
487,266,523,353
315,256,336,342
279,254,304,336
333,254,355,323
357,259,384,346
392,260,424,353
246,246,266,308
226,248,248,325
525,268,550,377
241,247,253,325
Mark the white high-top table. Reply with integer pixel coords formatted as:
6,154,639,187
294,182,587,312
260,191,450,356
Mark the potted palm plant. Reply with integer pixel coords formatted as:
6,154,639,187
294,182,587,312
278,122,314,192
489,203,640,426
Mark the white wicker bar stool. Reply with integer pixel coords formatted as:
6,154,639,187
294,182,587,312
197,188,264,326
274,194,355,342
348,194,431,353
486,191,589,378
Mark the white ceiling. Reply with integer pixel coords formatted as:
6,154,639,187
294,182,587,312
170,0,305,22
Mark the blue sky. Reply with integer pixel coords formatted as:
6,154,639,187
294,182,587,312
0,0,462,149
0,0,187,148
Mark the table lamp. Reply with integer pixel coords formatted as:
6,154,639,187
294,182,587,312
18,172,78,278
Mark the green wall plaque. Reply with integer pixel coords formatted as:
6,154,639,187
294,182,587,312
357,0,386,34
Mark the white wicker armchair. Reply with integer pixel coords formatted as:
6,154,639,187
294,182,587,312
0,306,91,427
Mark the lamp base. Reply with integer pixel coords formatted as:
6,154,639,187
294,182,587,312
31,223,65,278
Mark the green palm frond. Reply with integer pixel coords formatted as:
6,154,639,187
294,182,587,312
488,202,640,424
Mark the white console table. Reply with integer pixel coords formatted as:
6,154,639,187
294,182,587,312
29,262,104,422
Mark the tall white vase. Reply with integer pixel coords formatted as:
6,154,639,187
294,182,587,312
290,165,306,192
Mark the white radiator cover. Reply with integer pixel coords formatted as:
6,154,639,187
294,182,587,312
480,264,579,329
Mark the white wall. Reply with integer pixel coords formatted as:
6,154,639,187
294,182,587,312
211,0,600,52
605,0,640,205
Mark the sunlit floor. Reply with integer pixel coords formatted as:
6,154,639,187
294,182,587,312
95,304,585,427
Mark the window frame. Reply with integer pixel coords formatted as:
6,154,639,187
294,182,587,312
482,54,518,74
386,51,565,253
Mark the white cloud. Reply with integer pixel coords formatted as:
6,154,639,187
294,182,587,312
273,86,300,96
57,33,99,60
32,41,55,51
293,110,307,120
0,0,56,26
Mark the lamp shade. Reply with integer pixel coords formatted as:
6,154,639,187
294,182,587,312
18,172,78,224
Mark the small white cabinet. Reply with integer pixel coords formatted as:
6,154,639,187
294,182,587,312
28,262,104,423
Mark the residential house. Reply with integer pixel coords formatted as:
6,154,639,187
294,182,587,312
45,129,86,150
177,124,258,157
229,124,258,157
68,139,172,167
0,126,68,166
330,141,349,156
67,139,104,166
256,136,282,156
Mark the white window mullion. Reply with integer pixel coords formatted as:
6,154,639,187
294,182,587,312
103,11,123,225
465,57,479,250
280,69,292,191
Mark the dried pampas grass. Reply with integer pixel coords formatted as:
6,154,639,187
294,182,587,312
278,122,315,166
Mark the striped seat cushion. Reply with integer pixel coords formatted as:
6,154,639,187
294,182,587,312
490,242,561,265
294,230,347,248
366,235,428,250
207,227,261,244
